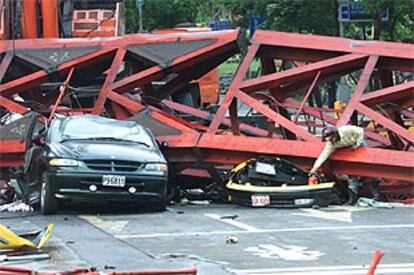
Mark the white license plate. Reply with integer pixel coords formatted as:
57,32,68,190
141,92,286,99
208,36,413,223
251,195,270,207
102,175,126,187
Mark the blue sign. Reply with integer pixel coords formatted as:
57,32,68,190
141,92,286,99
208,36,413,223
209,20,232,31
339,2,388,22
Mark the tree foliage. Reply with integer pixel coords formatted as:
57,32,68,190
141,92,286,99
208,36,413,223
361,0,414,42
125,0,202,32
124,0,413,42
254,0,338,36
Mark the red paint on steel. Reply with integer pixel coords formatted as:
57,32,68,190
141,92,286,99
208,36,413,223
0,96,28,114
48,67,75,122
336,55,379,127
360,81,414,106
367,250,384,275
293,70,321,122
92,48,127,114
20,0,38,39
0,30,413,183
41,0,59,38
239,54,368,93
0,51,13,82
357,103,414,144
207,44,260,134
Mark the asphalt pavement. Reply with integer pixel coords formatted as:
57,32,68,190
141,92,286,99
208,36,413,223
1,202,414,274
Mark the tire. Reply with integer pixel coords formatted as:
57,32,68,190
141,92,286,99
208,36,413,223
40,172,58,215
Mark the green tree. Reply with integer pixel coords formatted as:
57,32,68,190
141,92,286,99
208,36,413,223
361,0,414,42
125,0,139,33
256,0,338,36
125,0,203,33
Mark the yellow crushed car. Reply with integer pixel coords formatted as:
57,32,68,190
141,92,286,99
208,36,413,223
226,157,336,207
0,224,54,251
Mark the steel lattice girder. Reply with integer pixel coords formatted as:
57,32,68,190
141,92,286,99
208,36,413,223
193,31,413,181
0,30,241,168
0,30,413,183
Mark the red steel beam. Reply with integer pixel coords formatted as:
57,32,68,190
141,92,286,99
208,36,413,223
0,30,412,183
111,30,239,93
0,48,116,97
48,67,75,122
207,44,260,134
357,103,414,144
0,96,28,114
0,52,13,83
236,90,319,142
293,70,321,122
239,54,367,93
192,134,414,180
107,91,145,114
360,81,414,106
162,100,275,137
336,55,379,127
283,98,391,146
252,30,414,60
92,48,127,114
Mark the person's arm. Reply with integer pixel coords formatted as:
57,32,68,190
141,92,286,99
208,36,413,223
351,128,365,149
310,142,335,173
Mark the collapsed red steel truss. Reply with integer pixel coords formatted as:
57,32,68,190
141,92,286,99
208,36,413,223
0,30,413,183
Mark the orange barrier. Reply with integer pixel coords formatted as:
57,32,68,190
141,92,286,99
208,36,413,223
367,250,384,275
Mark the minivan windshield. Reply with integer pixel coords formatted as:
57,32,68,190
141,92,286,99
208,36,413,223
50,116,154,147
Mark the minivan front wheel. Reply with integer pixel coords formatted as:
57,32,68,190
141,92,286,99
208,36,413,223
40,172,58,215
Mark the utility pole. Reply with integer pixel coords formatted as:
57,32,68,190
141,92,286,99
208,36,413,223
136,0,144,33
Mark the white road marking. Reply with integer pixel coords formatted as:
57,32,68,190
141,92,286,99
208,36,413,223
245,244,324,261
115,223,414,239
326,205,371,212
80,215,128,233
232,263,414,275
204,213,260,232
294,208,353,223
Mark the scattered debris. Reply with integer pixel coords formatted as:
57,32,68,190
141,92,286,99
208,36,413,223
162,253,202,261
220,215,239,220
226,235,239,244
0,200,33,212
188,200,210,205
0,253,50,262
357,198,394,209
0,224,54,251
0,180,14,205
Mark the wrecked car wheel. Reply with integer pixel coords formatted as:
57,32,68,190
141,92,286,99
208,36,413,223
40,172,58,215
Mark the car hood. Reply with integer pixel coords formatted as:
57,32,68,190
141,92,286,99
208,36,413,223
48,141,165,163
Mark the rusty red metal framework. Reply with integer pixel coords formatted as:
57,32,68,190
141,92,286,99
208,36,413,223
0,29,413,184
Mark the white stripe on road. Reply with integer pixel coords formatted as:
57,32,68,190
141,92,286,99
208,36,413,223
294,208,353,223
204,213,260,232
115,223,414,239
233,263,414,275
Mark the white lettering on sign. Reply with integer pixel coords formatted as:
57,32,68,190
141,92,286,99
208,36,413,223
245,244,324,261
